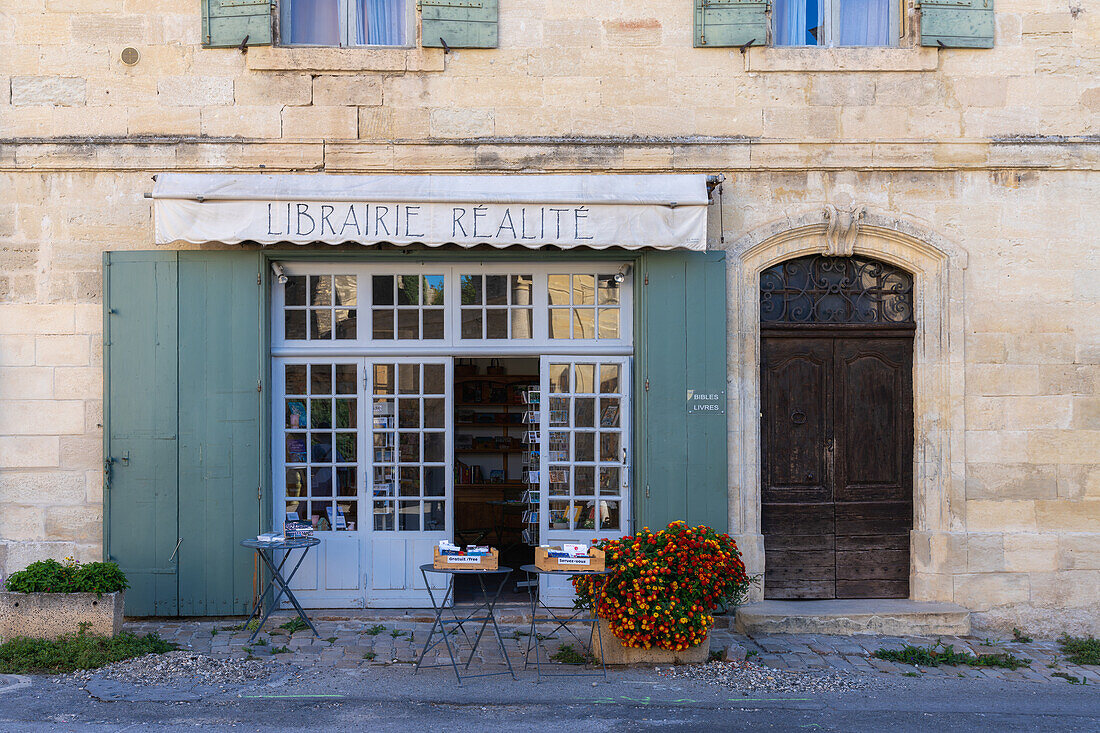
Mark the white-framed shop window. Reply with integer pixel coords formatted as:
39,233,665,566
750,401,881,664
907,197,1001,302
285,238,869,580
458,273,534,340
773,0,899,47
547,273,623,340
281,0,411,47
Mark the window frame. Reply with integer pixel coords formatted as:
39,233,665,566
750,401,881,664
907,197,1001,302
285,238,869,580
772,0,902,48
278,0,416,49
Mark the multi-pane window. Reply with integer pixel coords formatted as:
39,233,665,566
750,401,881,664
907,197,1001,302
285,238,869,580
547,274,621,340
281,0,408,47
459,274,534,340
284,363,359,531
546,360,626,532
774,0,897,47
371,362,447,532
371,275,445,340
284,275,357,341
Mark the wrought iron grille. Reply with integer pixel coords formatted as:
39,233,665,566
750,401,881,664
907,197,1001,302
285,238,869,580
760,254,914,325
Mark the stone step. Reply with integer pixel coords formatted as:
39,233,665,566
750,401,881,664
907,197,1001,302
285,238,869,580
733,599,971,637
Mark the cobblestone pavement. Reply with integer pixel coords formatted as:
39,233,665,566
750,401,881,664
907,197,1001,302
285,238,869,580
123,609,1099,686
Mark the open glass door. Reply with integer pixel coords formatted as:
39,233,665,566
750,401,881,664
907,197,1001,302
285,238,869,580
539,356,631,606
365,358,452,606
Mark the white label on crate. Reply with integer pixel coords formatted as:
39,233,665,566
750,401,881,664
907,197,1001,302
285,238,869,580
444,556,483,564
556,557,592,566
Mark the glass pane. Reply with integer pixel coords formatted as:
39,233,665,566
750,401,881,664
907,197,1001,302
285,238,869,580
373,364,395,394
310,275,332,306
574,364,595,394
511,275,533,305
334,310,356,339
549,396,569,427
549,500,570,529
397,309,419,339
575,466,595,496
286,500,306,520
399,432,419,462
373,432,394,463
574,397,595,427
310,467,333,496
549,364,569,393
599,466,621,495
285,310,306,340
599,364,620,394
485,275,507,305
338,502,357,531
599,398,620,428
285,433,307,463
335,433,356,462
310,309,333,340
398,501,420,531
285,276,306,306
549,467,570,496
549,309,570,339
574,432,595,462
423,398,445,429
574,500,596,530
423,275,445,305
774,0,822,45
600,432,621,462
372,309,394,339
461,275,482,305
311,399,332,429
461,309,483,339
599,500,620,530
397,275,419,305
511,308,532,339
373,502,394,531
312,501,332,530
598,275,619,305
310,364,332,394
285,364,307,395
548,275,570,305
310,433,332,461
286,399,307,429
422,308,444,339
373,466,394,496
598,308,619,339
372,275,394,306
286,468,307,496
425,467,445,496
334,275,357,306
573,308,595,339
335,364,356,395
573,275,595,305
486,309,507,339
423,364,445,395
399,398,420,429
336,467,357,497
398,364,419,394
424,501,445,531
424,432,445,462
399,466,419,496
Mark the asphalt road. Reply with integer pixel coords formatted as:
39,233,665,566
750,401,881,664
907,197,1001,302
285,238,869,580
1,666,1098,732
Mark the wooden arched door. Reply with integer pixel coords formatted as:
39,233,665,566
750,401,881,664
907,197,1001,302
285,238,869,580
759,255,914,599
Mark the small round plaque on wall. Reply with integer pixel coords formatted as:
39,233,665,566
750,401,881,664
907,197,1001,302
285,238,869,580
121,47,140,66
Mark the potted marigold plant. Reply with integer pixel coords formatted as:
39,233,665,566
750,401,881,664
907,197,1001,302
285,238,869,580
0,558,128,641
573,521,752,664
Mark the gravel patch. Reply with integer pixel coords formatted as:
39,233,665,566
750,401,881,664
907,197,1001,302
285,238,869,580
61,651,284,687
658,660,876,694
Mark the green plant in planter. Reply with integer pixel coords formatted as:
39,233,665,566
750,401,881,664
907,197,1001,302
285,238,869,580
4,558,129,596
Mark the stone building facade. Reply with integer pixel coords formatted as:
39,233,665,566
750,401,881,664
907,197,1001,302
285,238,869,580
0,1,1097,634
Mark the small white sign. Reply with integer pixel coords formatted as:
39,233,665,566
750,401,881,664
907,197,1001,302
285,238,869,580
556,557,592,566
443,555,483,565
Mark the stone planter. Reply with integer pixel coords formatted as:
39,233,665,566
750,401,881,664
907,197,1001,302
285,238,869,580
589,617,710,665
0,591,125,641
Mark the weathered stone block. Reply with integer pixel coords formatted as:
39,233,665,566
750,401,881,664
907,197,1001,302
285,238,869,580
0,367,54,400
35,335,89,366
44,506,102,544
1058,535,1100,570
235,73,312,106
10,76,86,106
0,591,124,641
1035,499,1100,531
157,76,234,106
966,500,1036,532
281,106,358,140
312,76,382,107
1003,533,1059,572
0,471,86,506
0,505,44,542
952,573,1030,611
0,436,60,469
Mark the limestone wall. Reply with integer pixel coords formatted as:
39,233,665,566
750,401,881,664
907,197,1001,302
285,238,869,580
0,1,1097,632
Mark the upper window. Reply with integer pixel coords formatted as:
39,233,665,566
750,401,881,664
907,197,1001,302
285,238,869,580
773,0,897,47
281,0,408,46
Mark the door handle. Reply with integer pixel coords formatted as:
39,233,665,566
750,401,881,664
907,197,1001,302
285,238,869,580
168,537,183,563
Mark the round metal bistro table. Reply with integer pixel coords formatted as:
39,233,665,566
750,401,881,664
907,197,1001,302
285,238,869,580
520,564,613,681
414,563,515,685
240,536,320,643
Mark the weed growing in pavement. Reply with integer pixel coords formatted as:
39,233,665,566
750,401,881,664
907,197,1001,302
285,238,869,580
363,652,377,660
246,619,261,632
390,630,406,638
255,638,268,646
874,643,1030,670
1052,672,1087,684
549,644,592,665
902,671,921,677
0,631,175,674
745,650,758,659
271,645,291,654
365,625,386,636
279,618,309,635
325,637,338,644
1059,635,1100,665
708,650,723,662
1012,628,1033,644
211,628,218,637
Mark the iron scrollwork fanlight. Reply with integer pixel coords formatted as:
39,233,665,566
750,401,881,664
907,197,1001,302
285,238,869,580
760,254,914,325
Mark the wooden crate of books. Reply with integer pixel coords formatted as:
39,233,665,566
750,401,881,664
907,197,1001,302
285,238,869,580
433,547,500,570
535,547,606,572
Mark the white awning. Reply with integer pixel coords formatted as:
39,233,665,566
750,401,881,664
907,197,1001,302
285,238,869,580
152,173,709,250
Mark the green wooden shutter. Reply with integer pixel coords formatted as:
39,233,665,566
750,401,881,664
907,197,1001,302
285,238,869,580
920,0,994,48
177,252,264,616
421,0,498,49
635,251,729,532
104,252,180,617
695,0,769,48
202,0,273,48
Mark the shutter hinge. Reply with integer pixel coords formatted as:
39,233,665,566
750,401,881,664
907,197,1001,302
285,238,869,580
258,486,263,501
644,274,649,286
644,379,649,391
257,379,262,393
645,484,650,499
257,273,262,285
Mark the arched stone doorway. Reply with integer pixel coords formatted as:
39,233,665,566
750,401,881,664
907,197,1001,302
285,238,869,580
759,254,914,599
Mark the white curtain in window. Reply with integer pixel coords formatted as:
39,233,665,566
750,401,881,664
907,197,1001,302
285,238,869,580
283,0,341,45
773,0,818,46
359,0,406,46
837,0,892,46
